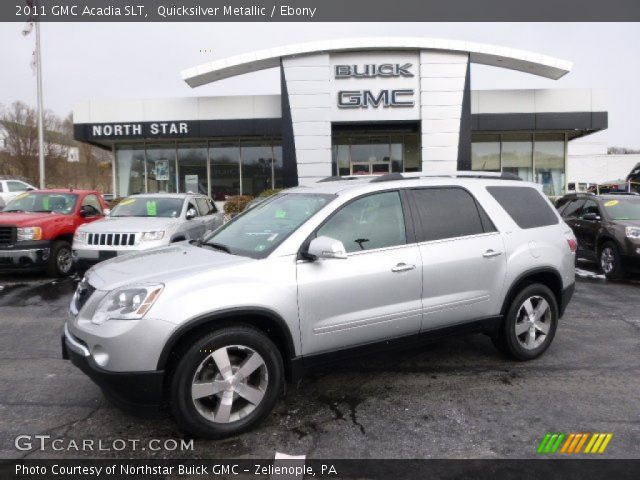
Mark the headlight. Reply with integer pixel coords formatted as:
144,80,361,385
626,226,640,239
91,284,163,325
141,231,165,242
73,230,87,243
17,227,42,241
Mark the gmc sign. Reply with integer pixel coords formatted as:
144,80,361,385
337,89,415,109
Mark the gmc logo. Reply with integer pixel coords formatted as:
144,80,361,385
337,89,415,109
335,63,413,78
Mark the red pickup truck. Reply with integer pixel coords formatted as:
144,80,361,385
0,189,107,277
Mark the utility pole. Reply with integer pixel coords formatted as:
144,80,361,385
23,1,45,188
35,20,45,188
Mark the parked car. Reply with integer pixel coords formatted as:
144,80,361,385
72,193,223,271
0,178,37,205
0,189,106,276
557,192,640,278
63,173,576,438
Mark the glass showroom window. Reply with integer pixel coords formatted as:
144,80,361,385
471,134,501,172
535,133,565,196
178,143,208,194
146,143,177,193
502,133,533,182
273,145,284,189
115,144,145,197
241,142,276,197
403,134,421,172
209,142,241,201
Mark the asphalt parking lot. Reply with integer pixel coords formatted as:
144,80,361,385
0,262,639,460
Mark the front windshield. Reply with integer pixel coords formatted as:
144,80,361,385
110,197,184,218
204,193,334,258
602,198,640,220
3,192,78,215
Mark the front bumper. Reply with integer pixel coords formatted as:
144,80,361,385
61,324,164,410
0,240,50,271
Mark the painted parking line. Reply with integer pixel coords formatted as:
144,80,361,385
271,452,307,480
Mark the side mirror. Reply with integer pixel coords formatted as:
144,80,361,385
26,187,36,191
186,208,197,220
583,212,601,221
306,236,348,260
79,205,92,218
103,208,111,217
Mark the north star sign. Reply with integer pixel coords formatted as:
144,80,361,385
335,63,415,109
91,122,189,137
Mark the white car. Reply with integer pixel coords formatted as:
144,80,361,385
0,179,37,206
72,193,223,271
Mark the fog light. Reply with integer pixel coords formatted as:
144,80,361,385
636,247,640,255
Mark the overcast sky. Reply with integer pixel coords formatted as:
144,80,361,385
0,22,638,147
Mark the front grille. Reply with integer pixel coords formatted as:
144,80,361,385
87,232,137,246
0,226,16,245
73,279,96,313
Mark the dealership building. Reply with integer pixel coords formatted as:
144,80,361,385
72,38,608,200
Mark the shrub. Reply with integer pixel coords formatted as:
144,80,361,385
224,195,254,215
258,188,283,198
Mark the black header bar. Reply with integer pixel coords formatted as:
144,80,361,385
3,0,640,22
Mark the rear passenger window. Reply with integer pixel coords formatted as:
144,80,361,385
410,188,493,242
487,186,559,229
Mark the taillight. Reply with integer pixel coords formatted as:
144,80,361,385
566,238,577,253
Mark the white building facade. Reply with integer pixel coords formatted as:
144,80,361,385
72,38,607,199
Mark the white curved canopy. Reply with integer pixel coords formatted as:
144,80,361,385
181,37,572,88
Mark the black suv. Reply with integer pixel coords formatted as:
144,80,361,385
557,193,640,278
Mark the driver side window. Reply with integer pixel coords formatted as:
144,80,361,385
317,191,406,253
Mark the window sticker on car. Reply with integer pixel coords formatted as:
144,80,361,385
146,201,157,216
275,210,287,219
604,200,620,207
43,197,49,210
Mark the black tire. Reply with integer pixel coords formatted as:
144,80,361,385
169,326,284,439
599,241,625,280
492,283,558,361
46,240,75,277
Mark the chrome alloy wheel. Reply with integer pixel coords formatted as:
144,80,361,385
600,247,615,274
57,246,73,274
191,345,268,424
514,296,551,350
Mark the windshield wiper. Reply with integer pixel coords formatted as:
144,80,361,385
202,241,232,254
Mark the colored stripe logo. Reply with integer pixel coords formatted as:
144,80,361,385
537,433,612,454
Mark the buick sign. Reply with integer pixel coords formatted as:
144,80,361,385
334,63,414,78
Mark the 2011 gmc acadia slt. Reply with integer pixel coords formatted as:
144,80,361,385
62,172,577,438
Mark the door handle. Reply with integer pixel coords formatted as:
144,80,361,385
482,250,503,258
392,263,416,273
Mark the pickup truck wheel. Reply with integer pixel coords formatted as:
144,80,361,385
46,240,74,277
169,326,284,439
492,284,558,361
599,241,625,279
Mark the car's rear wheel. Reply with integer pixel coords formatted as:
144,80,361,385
492,283,558,361
169,326,284,439
599,241,625,279
46,240,74,277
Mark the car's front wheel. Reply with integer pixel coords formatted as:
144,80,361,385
169,326,284,439
492,283,558,361
46,240,75,277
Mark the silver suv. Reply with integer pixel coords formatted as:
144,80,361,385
72,193,223,270
62,173,576,438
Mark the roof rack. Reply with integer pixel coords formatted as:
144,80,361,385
317,171,523,184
